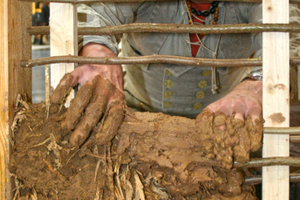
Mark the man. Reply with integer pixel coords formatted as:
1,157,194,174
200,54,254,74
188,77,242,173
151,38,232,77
52,0,300,147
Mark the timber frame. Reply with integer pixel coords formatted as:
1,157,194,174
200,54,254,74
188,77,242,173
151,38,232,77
0,0,298,199
0,1,32,199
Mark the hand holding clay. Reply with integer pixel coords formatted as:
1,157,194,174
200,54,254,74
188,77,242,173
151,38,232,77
196,80,263,168
51,43,125,147
205,79,262,123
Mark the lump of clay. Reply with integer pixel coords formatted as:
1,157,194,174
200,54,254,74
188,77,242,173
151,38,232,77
10,101,262,199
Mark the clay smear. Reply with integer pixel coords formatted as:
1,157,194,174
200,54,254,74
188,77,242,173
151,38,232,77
10,101,262,199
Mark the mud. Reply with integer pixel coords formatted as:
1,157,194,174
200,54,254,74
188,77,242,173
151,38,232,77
10,100,262,199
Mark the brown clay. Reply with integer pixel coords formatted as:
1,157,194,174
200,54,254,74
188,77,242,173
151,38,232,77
10,100,262,199
50,73,74,104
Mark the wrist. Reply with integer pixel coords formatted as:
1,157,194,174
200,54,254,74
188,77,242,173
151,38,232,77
242,69,263,82
79,43,117,58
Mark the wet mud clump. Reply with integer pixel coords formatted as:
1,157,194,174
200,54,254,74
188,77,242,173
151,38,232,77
10,100,263,199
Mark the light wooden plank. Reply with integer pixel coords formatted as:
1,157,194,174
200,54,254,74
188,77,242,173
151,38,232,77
50,3,77,105
262,0,290,199
0,1,7,198
0,0,32,199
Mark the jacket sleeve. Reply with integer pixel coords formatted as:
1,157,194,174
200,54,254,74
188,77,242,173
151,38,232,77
77,3,140,55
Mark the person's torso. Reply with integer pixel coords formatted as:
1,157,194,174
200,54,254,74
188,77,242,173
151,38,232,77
122,1,257,117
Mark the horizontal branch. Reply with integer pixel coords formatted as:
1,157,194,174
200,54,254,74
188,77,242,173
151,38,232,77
244,173,300,185
18,0,300,4
234,157,300,168
27,23,300,36
290,136,300,143
20,55,300,68
20,55,262,68
264,127,300,135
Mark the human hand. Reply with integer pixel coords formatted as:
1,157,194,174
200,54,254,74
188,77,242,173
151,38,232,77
206,79,262,124
51,43,125,147
195,80,263,168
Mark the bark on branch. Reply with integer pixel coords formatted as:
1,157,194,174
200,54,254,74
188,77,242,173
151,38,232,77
20,55,300,68
264,127,300,135
27,23,300,36
244,173,300,185
21,55,261,68
234,157,300,168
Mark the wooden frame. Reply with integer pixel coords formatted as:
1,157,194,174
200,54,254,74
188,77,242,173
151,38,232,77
0,0,295,199
262,0,290,199
0,0,32,199
50,3,77,105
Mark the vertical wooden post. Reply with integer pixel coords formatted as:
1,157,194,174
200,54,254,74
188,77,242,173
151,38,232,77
262,0,290,199
0,0,32,199
50,3,77,104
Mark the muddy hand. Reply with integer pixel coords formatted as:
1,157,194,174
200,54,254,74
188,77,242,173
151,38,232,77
195,80,263,169
51,43,125,147
51,72,125,147
200,80,262,124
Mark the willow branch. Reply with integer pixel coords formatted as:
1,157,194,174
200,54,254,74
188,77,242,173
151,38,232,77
234,157,300,168
27,23,300,36
20,55,300,68
244,173,300,185
291,136,300,143
20,55,262,68
264,127,300,135
18,0,300,4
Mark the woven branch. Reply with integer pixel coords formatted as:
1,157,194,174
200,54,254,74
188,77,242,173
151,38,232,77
244,173,300,185
291,136,300,143
234,157,300,168
264,127,300,135
20,55,300,68
27,23,300,36
20,55,262,68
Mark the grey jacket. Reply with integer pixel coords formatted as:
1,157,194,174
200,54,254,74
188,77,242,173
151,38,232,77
78,1,300,117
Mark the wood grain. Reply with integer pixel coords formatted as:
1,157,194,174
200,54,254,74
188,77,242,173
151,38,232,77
0,1,6,198
262,0,290,199
0,0,32,199
50,3,77,106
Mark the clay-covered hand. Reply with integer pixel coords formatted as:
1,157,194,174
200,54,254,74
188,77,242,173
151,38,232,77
206,79,262,123
51,43,125,147
195,80,263,168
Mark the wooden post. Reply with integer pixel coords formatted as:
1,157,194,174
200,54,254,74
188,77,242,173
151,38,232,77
262,0,290,199
0,0,32,199
50,3,77,104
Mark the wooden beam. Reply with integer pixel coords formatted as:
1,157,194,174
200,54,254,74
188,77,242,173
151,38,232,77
0,1,6,198
50,3,77,105
262,0,290,199
0,0,32,199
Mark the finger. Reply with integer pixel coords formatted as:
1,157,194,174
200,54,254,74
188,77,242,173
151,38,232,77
231,106,246,123
95,98,125,146
51,73,75,104
245,103,262,125
213,113,227,132
233,112,244,122
207,98,232,116
69,76,114,147
110,65,124,92
229,98,247,122
231,113,244,128
195,108,214,125
195,108,214,139
61,79,96,131
249,115,263,151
